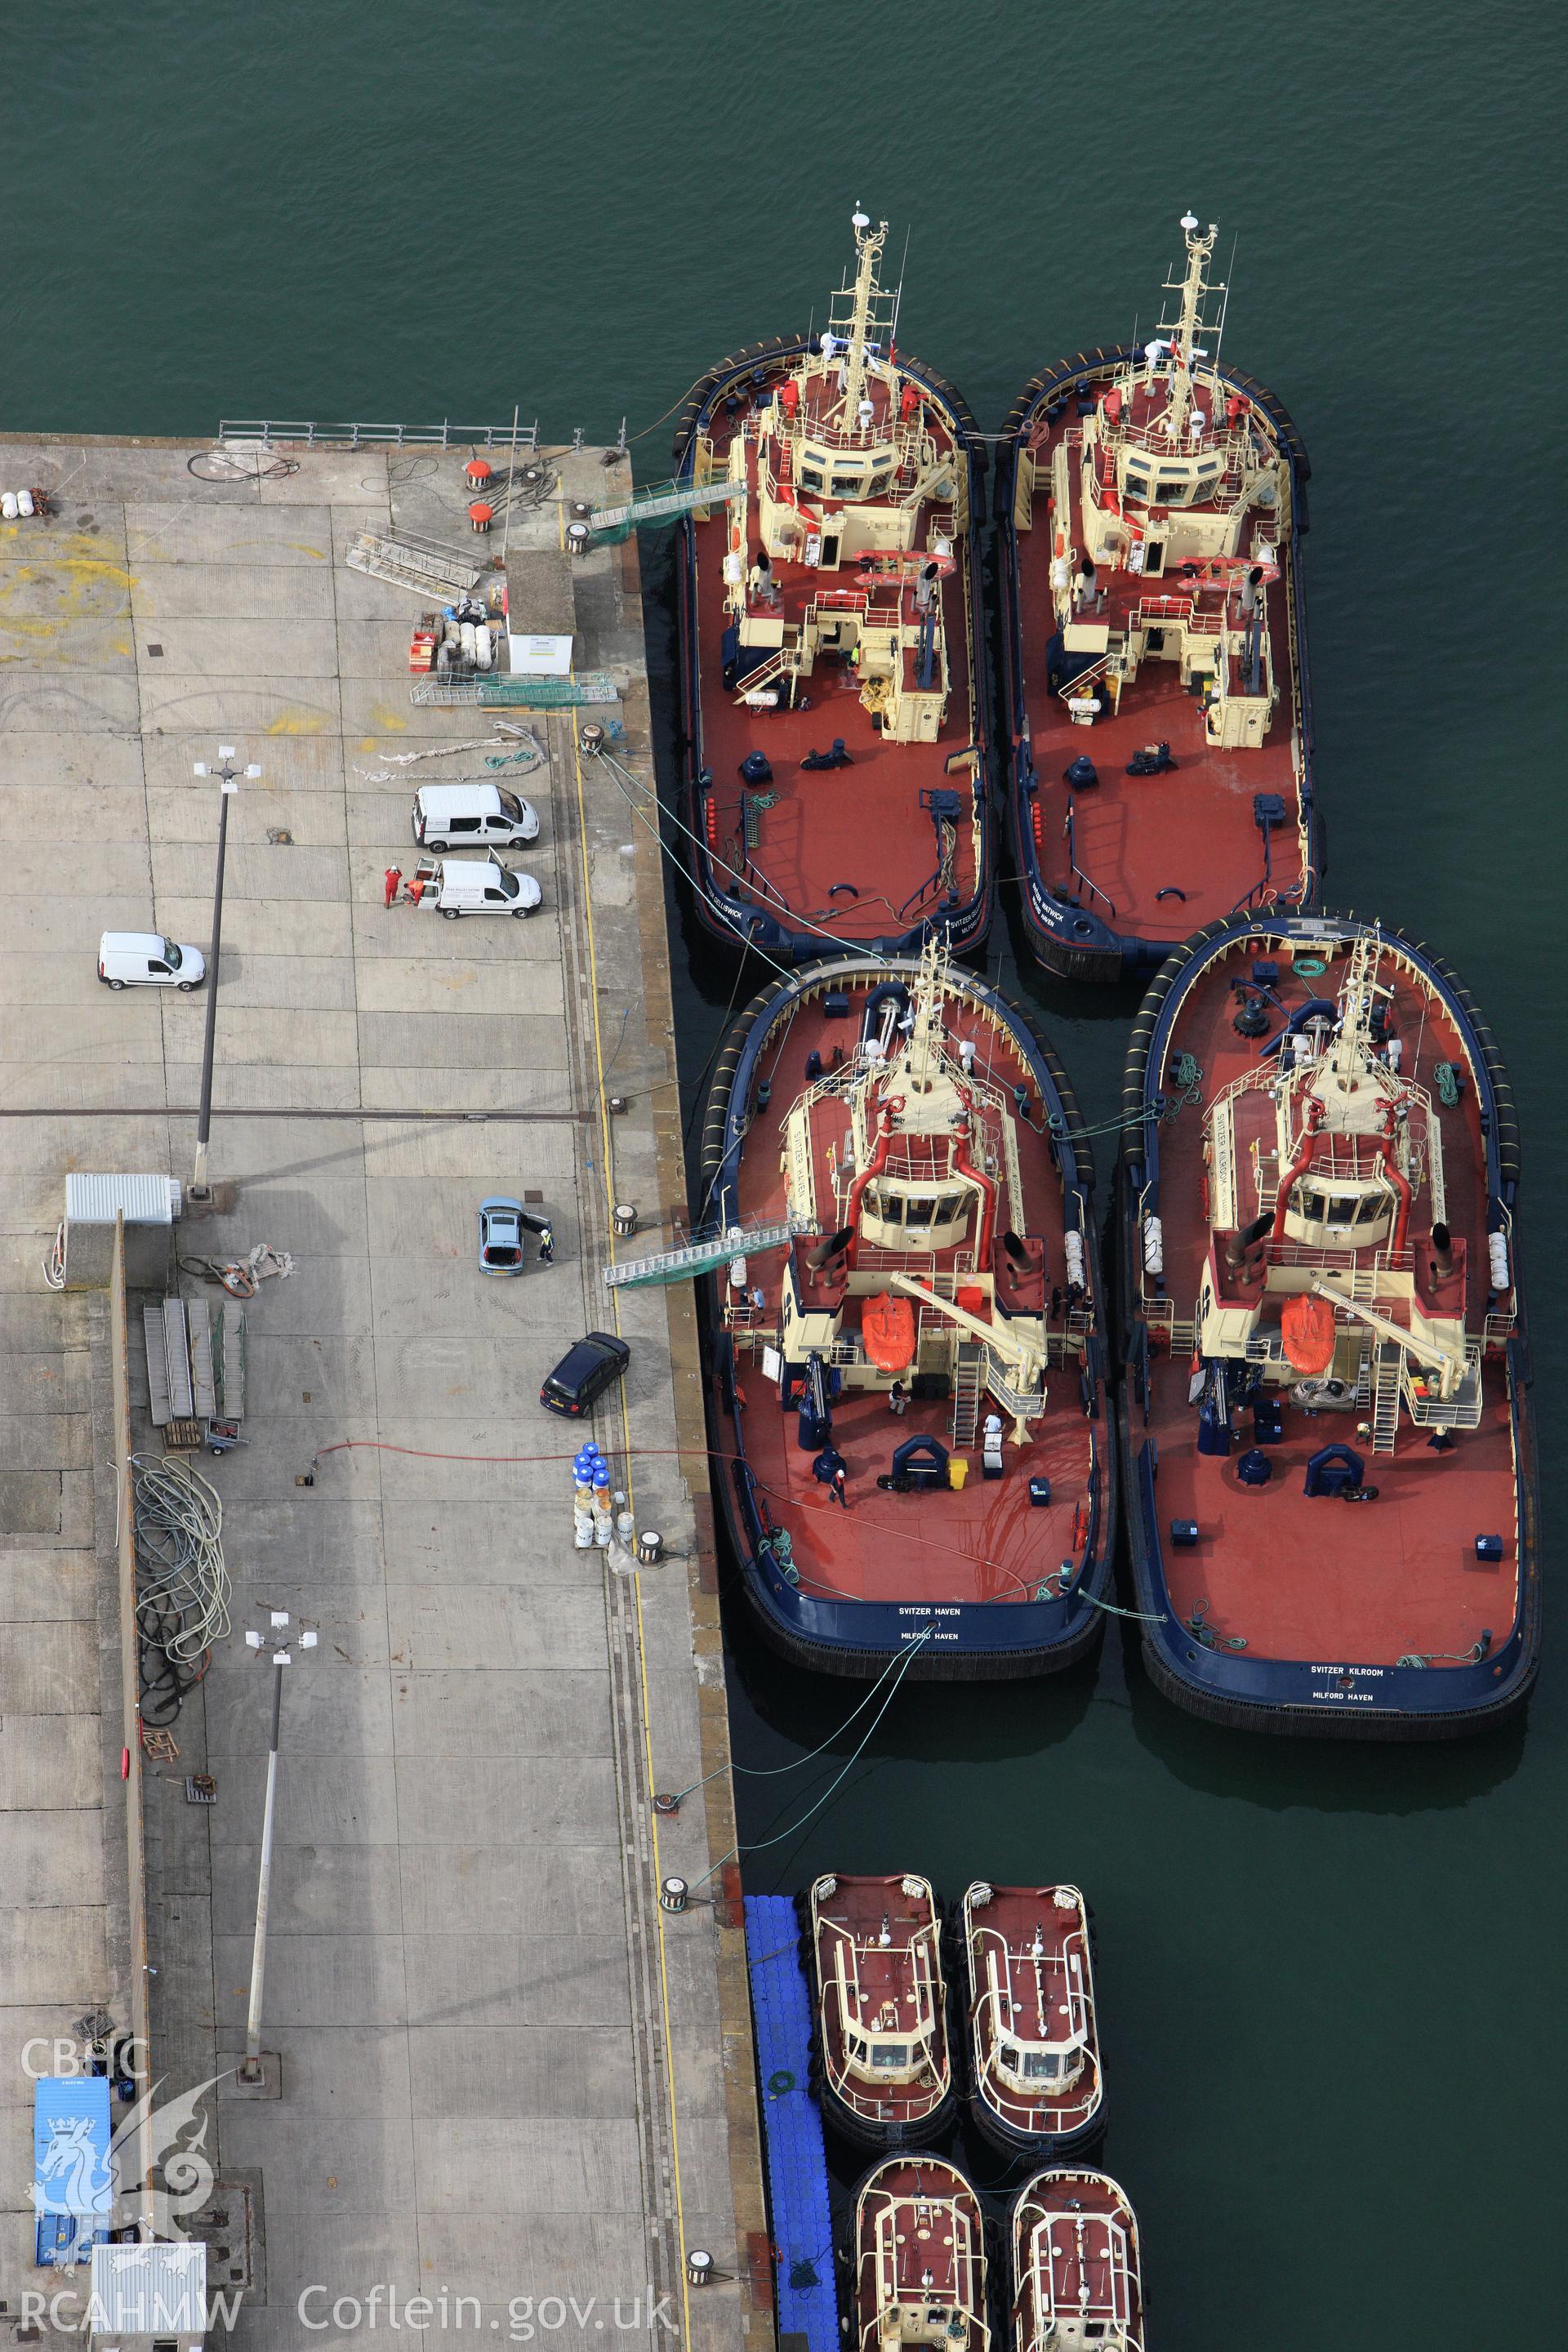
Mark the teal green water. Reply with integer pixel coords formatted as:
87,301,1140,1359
7,3,1564,2341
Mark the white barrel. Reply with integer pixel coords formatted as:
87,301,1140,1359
723,552,744,585
459,621,477,663
0,493,16,520
573,1506,595,1549
474,622,492,671
1049,555,1069,592
592,1506,613,1547
1063,1230,1086,1287
17,489,33,516
616,1508,635,1545
1489,1231,1510,1291
728,1254,748,1290
1143,1215,1165,1276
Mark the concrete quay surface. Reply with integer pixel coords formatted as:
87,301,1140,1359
0,436,767,2347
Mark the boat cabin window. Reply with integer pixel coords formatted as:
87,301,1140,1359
1125,467,1152,501
875,1191,904,1225
848,2036,866,2060
1356,1194,1385,1224
800,465,824,492
831,470,862,496
1000,2042,1062,2082
1328,1195,1357,1224
902,1197,936,1228
871,2043,909,2069
868,470,891,496
1295,1187,1325,1220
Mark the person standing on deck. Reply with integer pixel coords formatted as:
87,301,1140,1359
813,1444,849,1508
1074,555,1098,613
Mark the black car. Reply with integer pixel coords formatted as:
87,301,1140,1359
540,1330,630,1417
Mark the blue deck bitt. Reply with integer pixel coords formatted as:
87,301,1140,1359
744,1895,839,2349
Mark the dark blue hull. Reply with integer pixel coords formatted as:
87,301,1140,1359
1119,912,1539,1740
996,346,1323,982
672,338,995,966
701,954,1116,1679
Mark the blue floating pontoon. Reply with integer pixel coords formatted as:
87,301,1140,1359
744,1895,838,2350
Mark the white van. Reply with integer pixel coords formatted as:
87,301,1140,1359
412,782,540,852
98,932,207,990
411,857,543,919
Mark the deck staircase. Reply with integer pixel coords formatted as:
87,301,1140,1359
733,644,797,705
1371,1339,1402,1455
1058,653,1113,706
951,1341,986,1448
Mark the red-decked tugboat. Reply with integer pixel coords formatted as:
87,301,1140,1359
808,1872,956,2149
672,208,992,963
702,942,1116,1677
1120,913,1539,1735
999,214,1317,979
961,1882,1104,2157
1010,2169,1145,2352
852,2154,991,2350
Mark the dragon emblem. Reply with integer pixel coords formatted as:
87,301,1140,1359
33,2072,224,2254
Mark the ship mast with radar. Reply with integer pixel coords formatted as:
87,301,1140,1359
829,206,892,421
1151,212,1225,443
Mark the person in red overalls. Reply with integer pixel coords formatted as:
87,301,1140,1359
383,866,402,907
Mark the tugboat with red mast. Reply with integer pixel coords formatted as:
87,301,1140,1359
960,1881,1104,2156
701,940,1116,1677
808,1872,956,2149
1010,2169,1145,2351
851,2153,991,2349
673,209,992,962
999,214,1317,978
1120,913,1539,1735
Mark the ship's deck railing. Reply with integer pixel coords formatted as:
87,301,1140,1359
820,1916,947,2120
971,1920,1091,2042
1022,2212,1137,2332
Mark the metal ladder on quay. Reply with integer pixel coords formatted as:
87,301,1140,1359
1372,1339,1402,1456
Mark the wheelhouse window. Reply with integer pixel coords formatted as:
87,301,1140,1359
868,470,891,496
1328,1195,1357,1224
800,466,824,492
1125,468,1152,501
875,1191,905,1225
871,2043,908,2069
1295,1187,1325,1219
902,1198,936,1228
831,470,862,495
